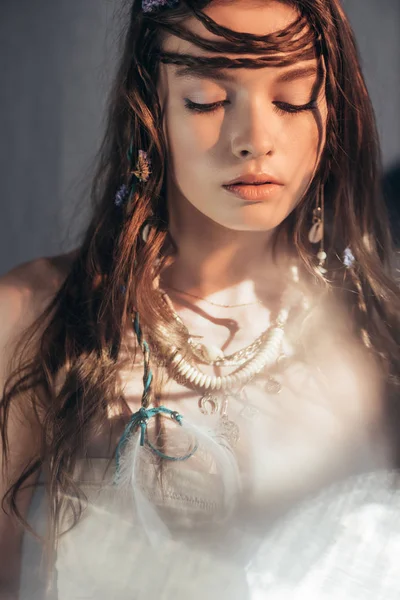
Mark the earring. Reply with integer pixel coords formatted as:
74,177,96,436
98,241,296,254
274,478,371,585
308,184,327,274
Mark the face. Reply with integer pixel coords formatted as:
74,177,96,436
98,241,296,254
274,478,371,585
157,0,327,233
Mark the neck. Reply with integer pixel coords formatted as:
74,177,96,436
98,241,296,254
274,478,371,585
160,192,291,304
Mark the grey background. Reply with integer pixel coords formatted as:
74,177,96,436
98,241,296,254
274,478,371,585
0,0,399,275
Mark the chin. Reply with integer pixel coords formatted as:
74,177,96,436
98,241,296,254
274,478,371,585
207,211,286,233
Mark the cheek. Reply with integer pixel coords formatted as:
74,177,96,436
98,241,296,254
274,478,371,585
166,109,221,166
284,113,326,186
287,118,321,160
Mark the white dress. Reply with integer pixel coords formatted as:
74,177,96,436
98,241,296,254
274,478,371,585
20,333,399,599
20,455,400,600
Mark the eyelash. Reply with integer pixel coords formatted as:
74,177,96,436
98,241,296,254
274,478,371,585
184,99,317,116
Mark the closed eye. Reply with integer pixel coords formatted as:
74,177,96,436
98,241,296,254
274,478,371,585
184,99,228,114
273,101,317,116
184,99,317,115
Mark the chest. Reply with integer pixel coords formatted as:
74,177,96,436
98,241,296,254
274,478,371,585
88,336,389,517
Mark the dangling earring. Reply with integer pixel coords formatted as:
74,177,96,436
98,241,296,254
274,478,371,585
308,184,327,274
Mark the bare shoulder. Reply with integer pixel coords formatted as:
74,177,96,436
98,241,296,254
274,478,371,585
0,253,81,585
0,250,78,347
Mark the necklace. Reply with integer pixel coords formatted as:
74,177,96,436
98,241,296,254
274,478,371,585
152,265,303,447
164,301,292,448
168,307,288,394
189,328,272,367
158,276,298,395
164,284,264,309
160,290,274,367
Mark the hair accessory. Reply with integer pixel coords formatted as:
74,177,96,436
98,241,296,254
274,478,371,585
113,313,200,483
142,0,179,14
113,311,241,533
114,184,129,207
115,406,198,477
114,149,151,208
343,246,355,268
132,150,152,183
308,184,327,274
141,222,151,243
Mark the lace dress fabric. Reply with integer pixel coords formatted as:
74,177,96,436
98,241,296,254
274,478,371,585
21,460,400,600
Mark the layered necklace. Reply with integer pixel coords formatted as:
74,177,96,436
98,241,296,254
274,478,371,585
148,267,303,447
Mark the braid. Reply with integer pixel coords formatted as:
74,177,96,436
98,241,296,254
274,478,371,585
154,10,319,69
158,49,316,70
133,313,154,408
155,12,310,52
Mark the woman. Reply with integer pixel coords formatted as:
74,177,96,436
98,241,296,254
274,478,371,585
1,0,400,598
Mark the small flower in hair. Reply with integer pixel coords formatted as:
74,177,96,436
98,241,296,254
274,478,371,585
132,149,152,183
114,183,129,207
142,0,179,13
343,246,355,268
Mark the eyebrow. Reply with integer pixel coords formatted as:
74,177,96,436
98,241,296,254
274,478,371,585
174,63,318,85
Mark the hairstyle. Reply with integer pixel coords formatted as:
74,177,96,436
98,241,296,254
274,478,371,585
1,0,400,567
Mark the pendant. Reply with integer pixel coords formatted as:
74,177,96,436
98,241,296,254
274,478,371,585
202,344,225,363
240,405,260,420
218,395,240,447
199,394,220,415
192,342,225,364
265,376,282,395
276,353,289,369
238,388,260,420
218,415,240,447
308,221,323,244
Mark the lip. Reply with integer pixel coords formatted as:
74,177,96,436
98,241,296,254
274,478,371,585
223,182,283,201
223,172,283,186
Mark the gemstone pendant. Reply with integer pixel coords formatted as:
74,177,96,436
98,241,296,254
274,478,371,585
240,405,260,420
218,415,240,447
276,353,289,370
265,377,282,395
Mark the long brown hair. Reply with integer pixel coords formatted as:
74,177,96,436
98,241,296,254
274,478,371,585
1,0,400,559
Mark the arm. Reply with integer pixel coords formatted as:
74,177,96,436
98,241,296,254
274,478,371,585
0,258,68,599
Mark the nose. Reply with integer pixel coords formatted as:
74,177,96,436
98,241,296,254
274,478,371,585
230,98,275,159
